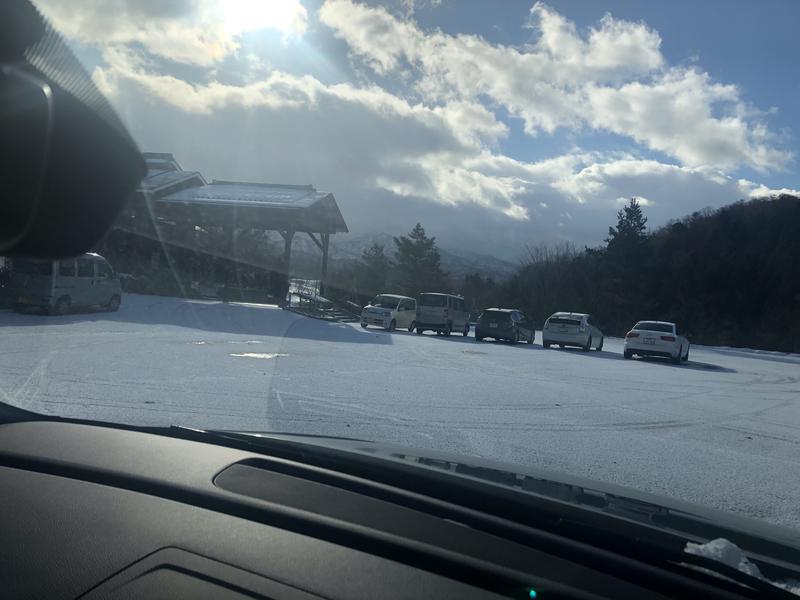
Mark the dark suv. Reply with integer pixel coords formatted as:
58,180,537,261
475,308,535,344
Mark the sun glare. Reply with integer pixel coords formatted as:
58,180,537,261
218,0,308,36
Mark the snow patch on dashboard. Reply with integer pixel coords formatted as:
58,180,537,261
686,538,800,595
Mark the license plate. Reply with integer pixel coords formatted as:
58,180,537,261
489,323,498,328
643,338,656,345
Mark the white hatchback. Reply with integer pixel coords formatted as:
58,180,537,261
542,312,603,351
623,321,689,363
360,294,417,332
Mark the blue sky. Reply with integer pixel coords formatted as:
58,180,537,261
34,0,800,259
414,0,800,188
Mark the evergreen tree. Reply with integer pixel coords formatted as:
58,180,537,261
393,223,445,297
358,243,390,295
606,197,648,252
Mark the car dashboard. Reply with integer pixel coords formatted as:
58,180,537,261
0,420,787,600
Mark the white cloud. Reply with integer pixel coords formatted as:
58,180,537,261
34,0,308,66
319,0,790,171
585,70,789,172
95,46,531,218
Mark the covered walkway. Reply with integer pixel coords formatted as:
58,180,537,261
110,153,347,301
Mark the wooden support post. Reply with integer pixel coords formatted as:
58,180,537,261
320,232,330,298
278,229,295,306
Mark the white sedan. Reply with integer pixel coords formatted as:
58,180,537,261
623,321,689,363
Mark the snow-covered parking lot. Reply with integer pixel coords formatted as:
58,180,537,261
2,293,799,531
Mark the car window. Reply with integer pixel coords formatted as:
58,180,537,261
480,311,508,323
95,261,113,278
59,260,75,277
633,322,674,333
549,317,580,326
420,294,446,307
371,295,398,309
14,260,52,276
77,259,93,278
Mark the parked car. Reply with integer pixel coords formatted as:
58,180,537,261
360,294,417,331
542,312,604,351
415,293,469,336
475,308,535,344
624,321,689,363
12,253,122,315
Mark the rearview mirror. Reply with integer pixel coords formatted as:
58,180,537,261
0,0,145,259
0,65,51,251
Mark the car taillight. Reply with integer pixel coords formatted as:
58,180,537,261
661,335,675,342
626,332,639,338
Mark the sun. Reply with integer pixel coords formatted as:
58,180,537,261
218,0,308,36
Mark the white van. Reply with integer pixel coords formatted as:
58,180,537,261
415,293,469,337
12,253,122,315
360,294,417,332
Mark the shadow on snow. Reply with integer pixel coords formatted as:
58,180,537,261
0,295,391,346
545,345,735,373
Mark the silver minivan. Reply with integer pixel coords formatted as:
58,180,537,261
13,253,122,315
415,293,470,337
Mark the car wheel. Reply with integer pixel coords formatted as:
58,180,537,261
388,319,396,332
543,342,550,349
107,294,121,312
511,328,519,344
360,321,368,328
408,320,416,332
597,337,603,351
583,336,592,352
624,350,633,359
462,323,469,337
672,346,682,364
416,327,424,335
476,335,483,342
443,322,452,337
51,296,71,316
527,331,534,344
683,345,690,362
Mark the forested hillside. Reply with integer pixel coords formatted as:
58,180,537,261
503,195,800,352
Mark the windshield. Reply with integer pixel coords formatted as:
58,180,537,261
4,0,800,546
370,296,398,309
633,322,674,333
